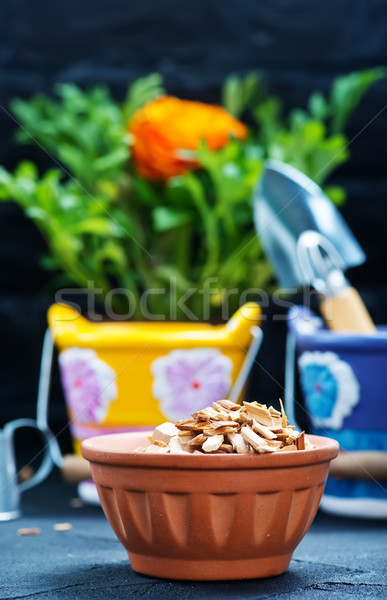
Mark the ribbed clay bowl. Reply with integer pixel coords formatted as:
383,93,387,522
81,432,338,580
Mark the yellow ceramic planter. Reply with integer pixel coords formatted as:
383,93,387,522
48,302,261,455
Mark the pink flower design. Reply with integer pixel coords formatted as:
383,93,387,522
59,348,118,423
151,348,233,421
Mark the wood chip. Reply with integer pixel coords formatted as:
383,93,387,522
202,434,224,453
177,430,196,438
208,420,239,430
205,426,240,436
263,439,283,448
296,431,305,450
151,422,180,444
251,419,278,440
144,444,170,454
243,402,274,428
216,399,241,411
278,444,297,452
229,409,242,421
149,439,168,448
212,403,231,418
192,407,219,421
219,443,234,453
240,427,276,453
227,432,250,454
189,434,208,446
279,398,288,428
17,528,41,536
271,416,284,431
168,436,192,454
175,419,210,432
239,411,253,425
53,522,73,531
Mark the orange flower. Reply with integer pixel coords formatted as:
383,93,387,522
128,96,247,181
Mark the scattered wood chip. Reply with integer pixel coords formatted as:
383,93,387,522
53,522,73,531
17,528,41,536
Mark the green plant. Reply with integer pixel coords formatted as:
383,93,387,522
0,70,383,320
223,68,385,203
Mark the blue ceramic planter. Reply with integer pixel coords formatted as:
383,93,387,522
287,306,387,518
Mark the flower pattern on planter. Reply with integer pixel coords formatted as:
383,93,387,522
59,348,118,423
298,351,360,430
151,348,233,421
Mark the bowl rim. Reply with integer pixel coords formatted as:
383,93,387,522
81,432,339,469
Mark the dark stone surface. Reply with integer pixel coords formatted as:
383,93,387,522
1,473,386,599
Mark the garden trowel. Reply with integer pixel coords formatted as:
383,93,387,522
254,159,375,332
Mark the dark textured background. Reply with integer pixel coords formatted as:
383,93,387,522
1,1,387,448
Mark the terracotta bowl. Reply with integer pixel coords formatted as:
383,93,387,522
81,432,338,581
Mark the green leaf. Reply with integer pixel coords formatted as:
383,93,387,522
222,75,243,117
253,97,283,147
309,134,349,183
330,68,387,133
324,185,347,206
308,92,329,120
40,254,60,271
132,177,161,207
123,73,164,121
0,167,13,198
25,207,49,222
152,207,193,232
93,147,129,172
70,218,124,237
154,264,194,290
222,72,262,118
92,240,128,269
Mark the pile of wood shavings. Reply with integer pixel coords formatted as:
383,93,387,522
141,399,314,454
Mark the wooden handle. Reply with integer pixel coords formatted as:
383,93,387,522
329,451,387,481
61,454,91,484
319,287,376,333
